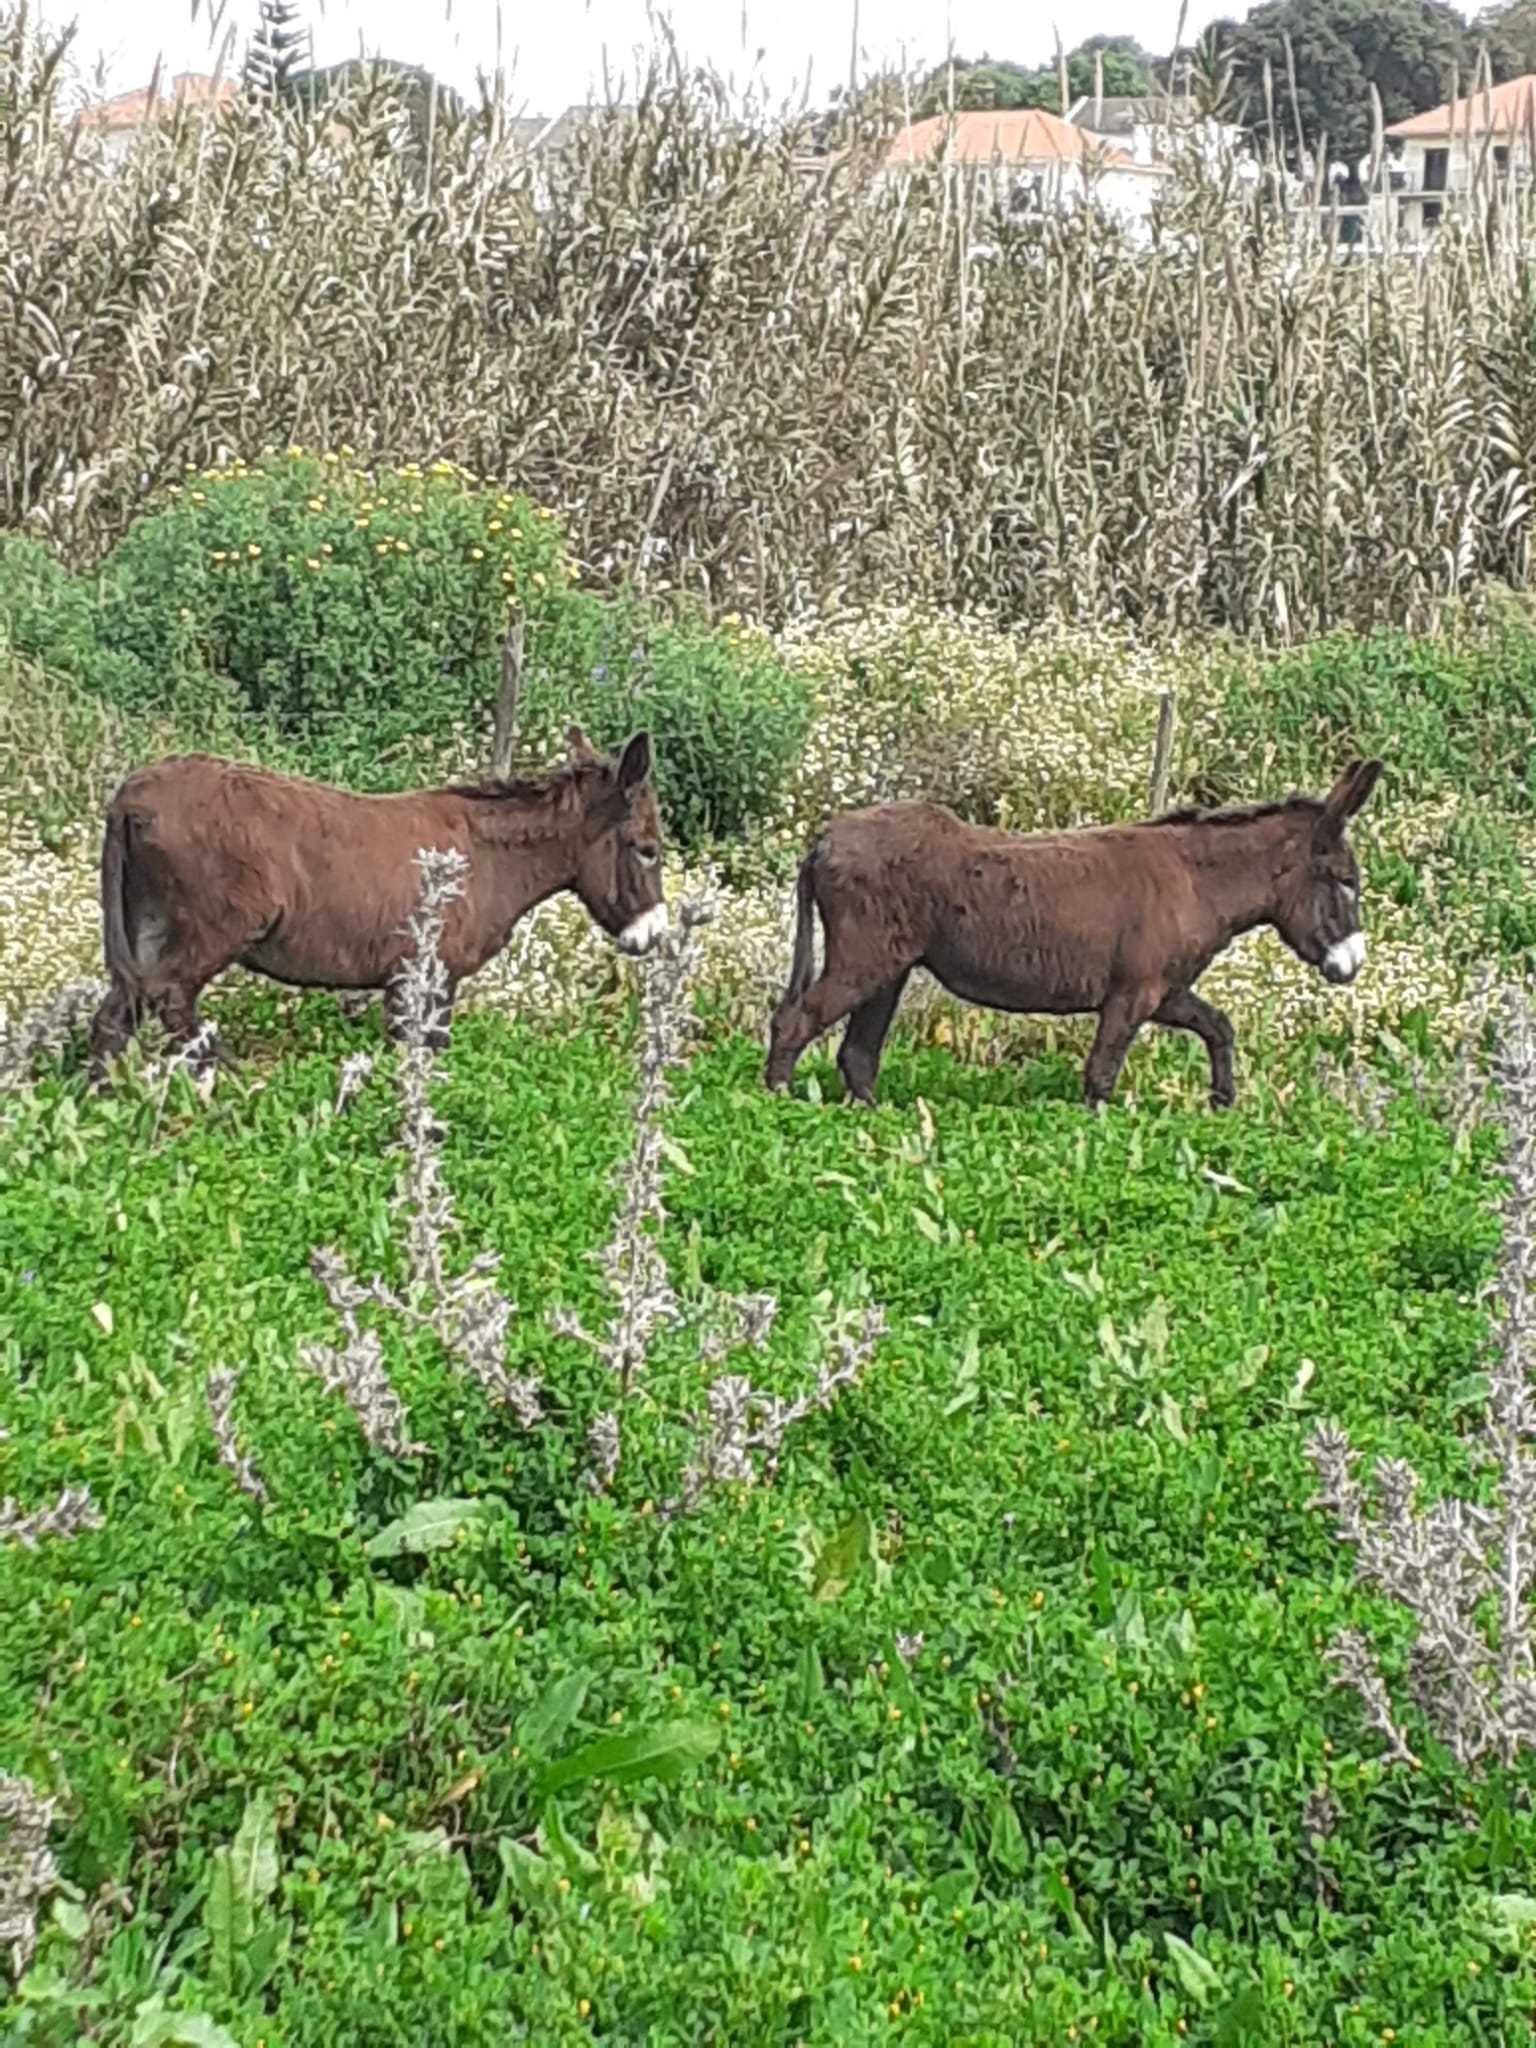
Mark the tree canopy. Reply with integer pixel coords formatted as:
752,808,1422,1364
912,37,1157,118
1208,0,1520,169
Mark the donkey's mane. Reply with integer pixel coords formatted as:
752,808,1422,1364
1149,795,1323,830
445,760,601,804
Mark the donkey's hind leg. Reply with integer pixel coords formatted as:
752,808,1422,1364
837,972,910,1107
144,976,222,1086
1082,988,1162,1110
88,976,140,1086
767,971,882,1093
1152,988,1236,1109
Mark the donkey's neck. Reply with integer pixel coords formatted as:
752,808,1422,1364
462,802,581,912
1175,813,1299,945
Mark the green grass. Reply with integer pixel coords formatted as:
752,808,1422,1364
2,995,1531,2047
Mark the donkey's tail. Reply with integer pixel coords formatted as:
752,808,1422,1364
99,806,141,1003
782,842,822,1006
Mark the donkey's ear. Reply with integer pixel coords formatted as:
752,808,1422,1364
617,730,653,794
566,724,599,766
1316,757,1383,843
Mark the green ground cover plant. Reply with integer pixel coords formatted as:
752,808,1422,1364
2,914,1535,2044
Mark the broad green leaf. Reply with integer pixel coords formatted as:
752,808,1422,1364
811,1511,872,1603
796,1642,824,1714
911,1206,942,1244
518,1672,590,1757
203,1850,249,1991
231,1794,278,1906
539,1797,600,1874
497,1835,552,1901
50,1898,90,1942
1160,1392,1190,1445
1480,1891,1536,1950
944,1327,981,1415
162,1387,199,1468
365,1496,490,1559
132,2012,242,2048
658,1134,695,1176
1090,1539,1114,1626
987,1796,1028,1876
1164,1931,1220,2007
1213,1982,1269,2046
536,1719,721,1800
374,1582,431,1644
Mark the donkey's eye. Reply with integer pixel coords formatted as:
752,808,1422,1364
634,843,660,868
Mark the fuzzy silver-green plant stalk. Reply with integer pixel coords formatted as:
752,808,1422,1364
390,847,469,1301
0,1774,58,1978
205,1368,269,1504
300,847,541,1451
550,896,714,1485
1307,984,1536,1768
300,1253,431,1460
0,1485,103,1548
666,1303,886,1518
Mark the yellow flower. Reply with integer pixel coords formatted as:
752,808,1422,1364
470,547,484,562
246,543,262,559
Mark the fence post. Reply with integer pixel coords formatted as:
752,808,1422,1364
490,615,524,781
1147,689,1176,816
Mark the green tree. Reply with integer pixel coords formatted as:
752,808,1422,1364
1475,0,1536,72
1211,0,1518,168
913,38,1155,119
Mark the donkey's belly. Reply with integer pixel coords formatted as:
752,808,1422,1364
239,916,406,991
922,941,1107,1016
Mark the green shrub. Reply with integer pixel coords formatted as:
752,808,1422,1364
83,452,566,759
515,598,812,849
1203,626,1536,815
0,453,811,850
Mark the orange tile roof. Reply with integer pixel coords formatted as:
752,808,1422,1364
1385,74,1536,139
76,72,235,134
884,106,1133,170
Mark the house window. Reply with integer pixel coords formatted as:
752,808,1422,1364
1422,199,1443,228
1424,147,1449,192
1495,144,1510,174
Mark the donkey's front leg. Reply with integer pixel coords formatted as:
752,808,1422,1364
1153,988,1237,1110
1082,988,1160,1111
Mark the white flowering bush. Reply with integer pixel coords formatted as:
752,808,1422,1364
773,605,1231,839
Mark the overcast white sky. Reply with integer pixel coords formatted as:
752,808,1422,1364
40,0,1255,117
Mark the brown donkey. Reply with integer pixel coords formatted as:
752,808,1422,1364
89,728,667,1079
765,759,1384,1112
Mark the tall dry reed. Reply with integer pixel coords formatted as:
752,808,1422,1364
6,12,1536,637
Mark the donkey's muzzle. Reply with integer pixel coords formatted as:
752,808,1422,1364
618,904,670,956
1321,932,1366,985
